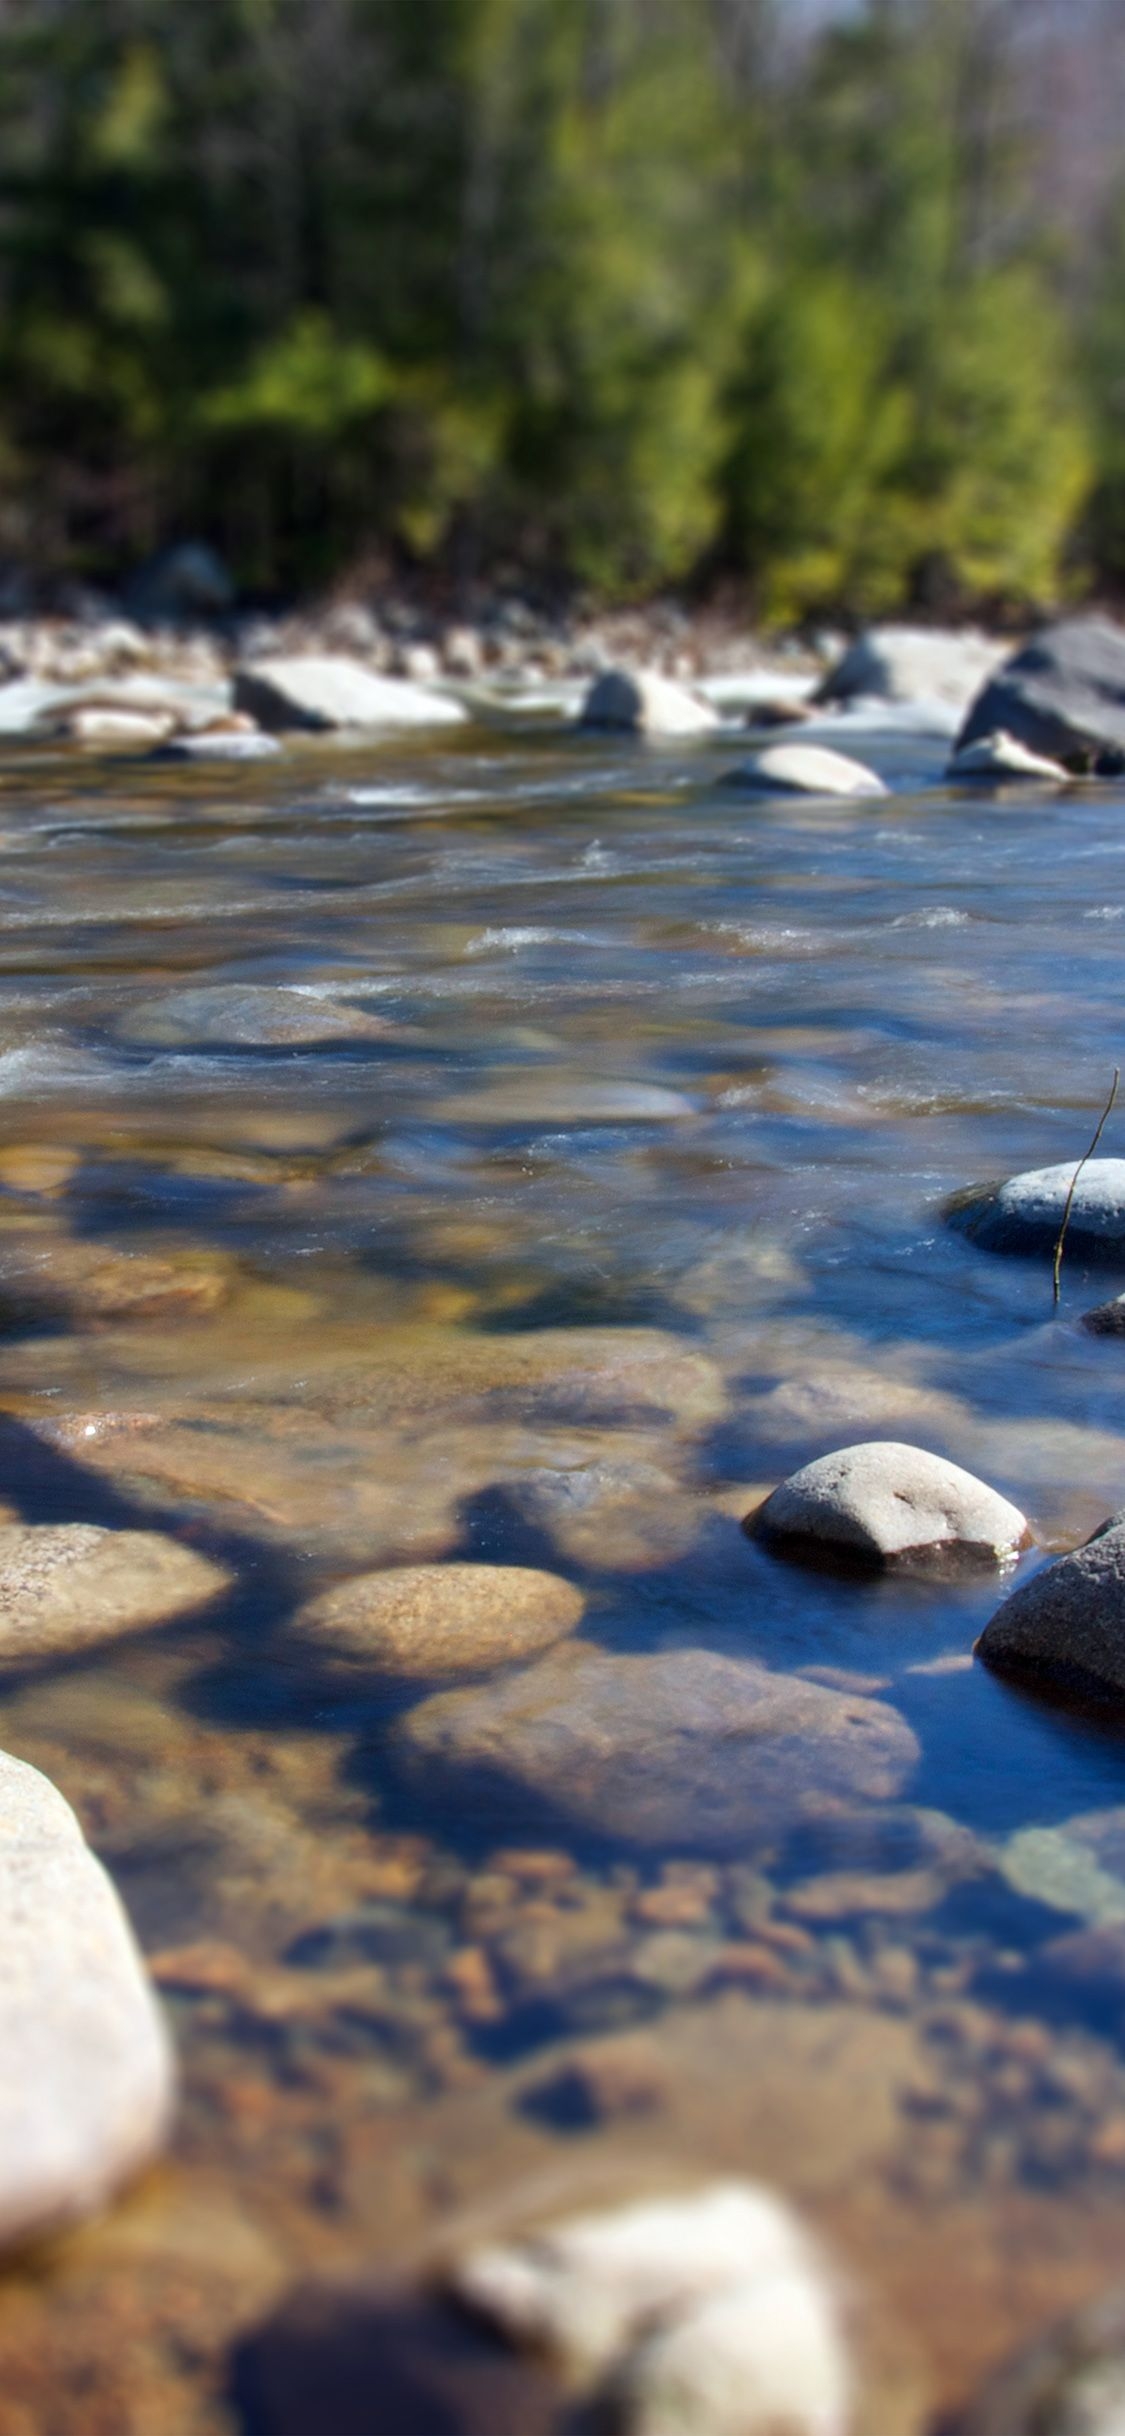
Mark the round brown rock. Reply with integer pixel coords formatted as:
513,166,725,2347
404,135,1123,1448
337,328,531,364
750,1441,1028,1571
291,1561,586,1681
0,1524,233,1669
392,1643,918,1850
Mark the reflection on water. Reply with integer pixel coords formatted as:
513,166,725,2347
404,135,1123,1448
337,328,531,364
3,725,1125,2422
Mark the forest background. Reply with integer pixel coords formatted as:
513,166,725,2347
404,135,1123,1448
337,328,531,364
5,0,1125,625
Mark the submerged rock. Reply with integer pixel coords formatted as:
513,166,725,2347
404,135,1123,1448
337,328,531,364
157,727,282,762
0,1747,173,2249
953,2284,1125,2436
233,654,467,732
433,1076,694,1126
948,1159,1125,1261
577,668,719,738
291,1561,585,1681
0,1235,232,1326
394,1643,917,1851
946,730,1068,782
817,626,1004,718
750,1441,1028,1572
114,983,396,1049
455,2181,850,2436
729,743,887,798
955,615,1125,772
0,1523,232,1668
975,1515,1125,1703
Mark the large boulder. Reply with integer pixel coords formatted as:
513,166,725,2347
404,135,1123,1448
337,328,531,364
817,626,1005,718
975,1514,1125,1703
955,616,1125,772
750,1442,1028,1572
0,1748,173,2248
948,1159,1125,1261
233,654,467,732
392,1642,917,1851
290,1561,585,1682
728,743,886,799
577,669,719,739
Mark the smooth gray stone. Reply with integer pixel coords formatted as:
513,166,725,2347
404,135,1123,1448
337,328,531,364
233,654,466,732
946,729,1068,781
728,743,886,798
577,668,719,737
975,1518,1125,1700
751,1441,1027,1571
156,728,282,761
0,1748,173,2249
817,626,1004,715
948,1159,1125,1260
393,1642,918,1852
955,615,1125,771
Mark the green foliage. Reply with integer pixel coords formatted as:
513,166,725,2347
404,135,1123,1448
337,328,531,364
0,0,1105,606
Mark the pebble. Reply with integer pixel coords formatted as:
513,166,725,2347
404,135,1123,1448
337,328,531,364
393,1642,918,1851
728,742,887,798
0,1747,174,2249
454,2182,851,2436
750,1440,1028,1571
0,1523,232,1667
290,1561,586,1681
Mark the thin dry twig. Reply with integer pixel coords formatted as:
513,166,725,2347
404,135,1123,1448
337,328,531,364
1052,1067,1121,1306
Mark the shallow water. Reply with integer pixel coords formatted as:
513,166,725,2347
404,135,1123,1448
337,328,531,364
5,717,1125,2426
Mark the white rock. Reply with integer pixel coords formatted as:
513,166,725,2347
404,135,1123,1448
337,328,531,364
946,731,1067,781
454,2183,850,2436
730,743,886,798
818,626,1005,715
57,705,177,748
951,1158,1125,1259
624,2268,851,2436
578,668,719,738
232,654,467,732
0,1747,174,2248
752,1442,1028,1569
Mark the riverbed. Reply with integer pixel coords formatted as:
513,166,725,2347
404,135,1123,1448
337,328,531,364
2,711,1125,2430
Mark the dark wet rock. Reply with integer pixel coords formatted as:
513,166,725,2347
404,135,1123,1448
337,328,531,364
728,742,887,798
0,1747,174,2249
577,667,719,737
946,730,1068,782
393,1643,918,1852
953,2283,1125,2436
291,1561,586,1682
750,1441,1028,1572
454,2181,851,2434
0,1523,233,1668
232,2281,564,2436
975,1518,1125,1703
948,1159,1125,1261
114,983,397,1049
955,615,1125,773
233,654,466,732
817,627,1004,717
1081,1292,1125,1335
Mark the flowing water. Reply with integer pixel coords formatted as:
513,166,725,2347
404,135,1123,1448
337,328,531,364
4,715,1125,2428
